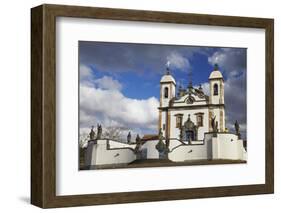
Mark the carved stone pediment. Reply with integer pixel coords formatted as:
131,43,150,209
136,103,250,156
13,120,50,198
193,88,206,99
186,94,195,104
197,91,205,99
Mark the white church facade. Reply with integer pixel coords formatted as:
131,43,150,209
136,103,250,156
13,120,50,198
159,64,226,142
84,64,247,169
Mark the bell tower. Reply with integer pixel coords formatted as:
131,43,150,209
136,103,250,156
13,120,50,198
160,66,176,108
208,64,225,132
158,64,176,138
209,64,224,105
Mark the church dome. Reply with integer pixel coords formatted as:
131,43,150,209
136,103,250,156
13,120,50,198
209,70,223,79
160,72,176,84
209,64,223,80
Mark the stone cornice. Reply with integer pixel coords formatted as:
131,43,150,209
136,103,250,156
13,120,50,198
158,103,225,111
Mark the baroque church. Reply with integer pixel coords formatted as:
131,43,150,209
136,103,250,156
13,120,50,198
159,64,226,142
84,64,246,169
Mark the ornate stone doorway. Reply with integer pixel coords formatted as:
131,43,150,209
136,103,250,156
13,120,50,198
181,114,198,142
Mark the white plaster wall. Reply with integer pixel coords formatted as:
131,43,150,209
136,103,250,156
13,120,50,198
161,111,167,137
85,134,246,166
169,133,246,162
190,141,204,145
108,140,136,149
84,141,98,166
86,139,136,166
221,81,225,104
141,140,159,159
211,134,247,160
171,84,176,98
168,143,209,161
169,138,184,150
221,108,226,131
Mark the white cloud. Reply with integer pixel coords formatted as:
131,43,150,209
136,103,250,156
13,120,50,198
167,51,191,71
208,48,246,77
80,85,159,135
80,64,92,79
94,76,122,91
199,82,210,96
208,51,227,66
194,82,210,96
79,64,123,91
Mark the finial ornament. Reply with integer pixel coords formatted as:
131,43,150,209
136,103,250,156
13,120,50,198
214,63,219,71
188,80,193,90
187,68,193,89
188,71,193,93
166,61,170,75
177,80,186,98
166,60,170,67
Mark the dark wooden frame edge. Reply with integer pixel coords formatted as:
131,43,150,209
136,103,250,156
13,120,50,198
31,4,274,208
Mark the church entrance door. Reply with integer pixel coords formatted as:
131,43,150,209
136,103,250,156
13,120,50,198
185,130,195,141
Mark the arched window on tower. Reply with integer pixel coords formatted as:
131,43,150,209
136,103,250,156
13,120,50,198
164,87,169,98
213,84,218,96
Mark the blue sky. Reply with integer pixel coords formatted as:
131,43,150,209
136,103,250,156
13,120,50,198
80,42,225,99
79,41,247,139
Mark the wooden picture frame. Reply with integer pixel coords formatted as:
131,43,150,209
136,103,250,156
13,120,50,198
31,4,274,208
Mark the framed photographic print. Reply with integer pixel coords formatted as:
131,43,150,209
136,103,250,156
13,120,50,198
31,4,274,208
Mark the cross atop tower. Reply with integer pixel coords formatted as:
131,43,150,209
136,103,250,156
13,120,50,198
187,69,192,89
166,61,170,75
214,63,219,71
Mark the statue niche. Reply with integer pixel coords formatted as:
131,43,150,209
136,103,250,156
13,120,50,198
180,114,198,142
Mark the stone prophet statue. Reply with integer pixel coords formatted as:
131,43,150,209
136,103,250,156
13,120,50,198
235,120,240,134
156,128,168,159
97,124,102,139
215,121,218,133
134,134,142,153
136,134,141,144
211,116,216,132
127,131,131,144
89,126,95,140
234,120,241,139
158,128,164,141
